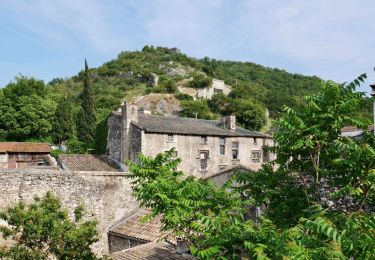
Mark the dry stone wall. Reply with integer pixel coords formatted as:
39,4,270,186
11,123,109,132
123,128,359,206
0,168,138,256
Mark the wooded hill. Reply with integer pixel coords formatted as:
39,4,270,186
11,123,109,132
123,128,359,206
0,46,372,153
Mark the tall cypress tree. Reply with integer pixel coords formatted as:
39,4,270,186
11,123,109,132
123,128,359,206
77,59,96,145
52,96,73,146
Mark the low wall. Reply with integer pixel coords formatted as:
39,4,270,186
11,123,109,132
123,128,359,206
0,168,139,255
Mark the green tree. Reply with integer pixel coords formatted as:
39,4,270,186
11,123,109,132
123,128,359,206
52,97,73,145
208,94,267,131
0,77,56,141
179,100,214,119
128,75,375,259
77,60,96,145
0,192,99,260
187,74,212,89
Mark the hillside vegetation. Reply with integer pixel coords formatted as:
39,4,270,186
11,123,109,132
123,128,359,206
0,46,372,153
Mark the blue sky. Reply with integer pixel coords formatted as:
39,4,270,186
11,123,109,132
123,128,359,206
1,0,375,93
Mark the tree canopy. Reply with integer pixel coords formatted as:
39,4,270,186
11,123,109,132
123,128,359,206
0,192,99,260
77,60,96,146
128,74,375,259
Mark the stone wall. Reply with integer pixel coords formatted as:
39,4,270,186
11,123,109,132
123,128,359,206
108,234,146,253
130,125,142,162
0,168,138,256
107,112,122,162
140,133,273,178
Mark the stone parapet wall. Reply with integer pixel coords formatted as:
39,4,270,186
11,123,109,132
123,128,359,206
0,168,138,255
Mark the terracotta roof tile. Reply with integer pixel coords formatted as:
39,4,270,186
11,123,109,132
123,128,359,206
0,142,51,153
111,242,195,260
58,154,119,172
109,209,166,242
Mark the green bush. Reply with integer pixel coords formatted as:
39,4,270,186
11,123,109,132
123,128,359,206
174,92,194,101
188,74,212,89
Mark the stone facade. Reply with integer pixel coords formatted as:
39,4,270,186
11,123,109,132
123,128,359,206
0,168,139,255
107,103,273,178
108,234,146,253
141,133,272,178
196,79,231,100
106,112,122,161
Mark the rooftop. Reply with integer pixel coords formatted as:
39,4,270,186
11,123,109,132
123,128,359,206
132,114,269,138
111,242,195,260
58,154,120,172
0,142,51,153
341,124,374,133
109,209,166,242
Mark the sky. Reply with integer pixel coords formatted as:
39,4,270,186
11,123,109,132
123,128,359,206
1,0,375,93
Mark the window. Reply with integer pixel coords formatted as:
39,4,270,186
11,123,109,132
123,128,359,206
171,150,178,158
200,151,209,170
251,150,262,163
167,134,175,142
201,136,208,144
219,137,226,155
232,142,239,159
253,138,258,145
214,88,223,95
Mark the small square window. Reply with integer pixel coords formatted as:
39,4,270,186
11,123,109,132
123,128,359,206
253,138,258,145
172,150,178,158
251,150,262,163
201,136,208,144
167,134,174,142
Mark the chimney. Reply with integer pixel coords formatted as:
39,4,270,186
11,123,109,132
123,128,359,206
219,115,236,130
121,102,138,126
176,238,189,255
120,102,138,161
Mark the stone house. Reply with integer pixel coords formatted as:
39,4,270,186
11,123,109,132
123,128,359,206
196,79,231,99
107,103,273,178
341,124,374,138
108,209,166,253
0,142,52,169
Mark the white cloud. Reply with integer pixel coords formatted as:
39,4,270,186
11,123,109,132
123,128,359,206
1,0,374,92
2,0,132,53
132,0,375,91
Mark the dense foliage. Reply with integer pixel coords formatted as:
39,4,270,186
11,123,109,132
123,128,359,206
128,75,375,259
0,46,372,151
187,74,212,89
77,60,97,145
0,192,99,259
0,77,56,141
52,96,73,145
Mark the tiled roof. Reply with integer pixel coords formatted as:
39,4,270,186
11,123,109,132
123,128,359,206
111,242,195,260
133,114,269,138
341,125,360,132
109,209,166,242
0,142,51,153
58,154,119,172
341,124,374,132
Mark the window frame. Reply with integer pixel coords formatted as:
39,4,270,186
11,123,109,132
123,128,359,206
232,141,239,160
167,134,175,143
251,150,262,163
219,137,226,155
201,136,208,144
199,150,209,170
